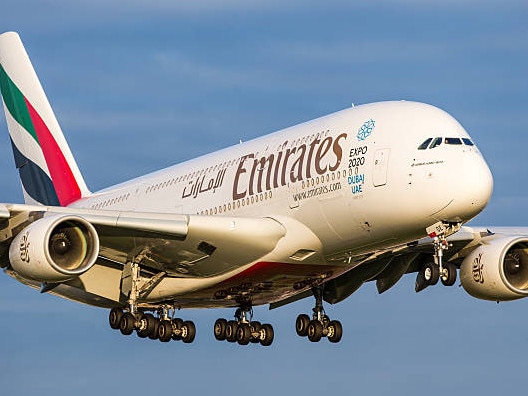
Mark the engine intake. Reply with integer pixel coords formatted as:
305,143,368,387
460,236,528,301
9,215,100,282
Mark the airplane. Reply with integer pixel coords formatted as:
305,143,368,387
0,31,525,347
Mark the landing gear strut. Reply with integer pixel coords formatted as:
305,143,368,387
296,286,343,343
213,306,274,346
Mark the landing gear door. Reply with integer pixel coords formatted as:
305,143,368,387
373,148,390,187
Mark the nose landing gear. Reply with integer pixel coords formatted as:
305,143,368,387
295,286,343,343
416,222,460,292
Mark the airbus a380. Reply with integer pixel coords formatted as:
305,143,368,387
0,31,526,347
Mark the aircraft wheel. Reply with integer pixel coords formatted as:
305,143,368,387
182,321,196,344
172,318,184,341
423,262,439,285
214,318,227,341
307,320,323,342
236,323,251,345
158,320,173,342
250,321,262,343
441,262,457,286
137,313,156,338
327,320,343,343
109,308,123,330
295,314,310,337
119,312,136,336
225,320,238,342
260,324,274,347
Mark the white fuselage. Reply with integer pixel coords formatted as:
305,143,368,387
62,101,493,307
73,101,492,257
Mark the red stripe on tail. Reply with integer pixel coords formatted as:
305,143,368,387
24,98,81,206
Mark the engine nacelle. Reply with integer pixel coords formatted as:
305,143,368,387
460,236,528,301
9,215,100,282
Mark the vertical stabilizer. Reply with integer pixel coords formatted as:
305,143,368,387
0,31,90,206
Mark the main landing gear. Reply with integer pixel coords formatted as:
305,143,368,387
417,222,460,291
213,307,274,346
109,260,196,343
295,286,343,343
109,307,196,343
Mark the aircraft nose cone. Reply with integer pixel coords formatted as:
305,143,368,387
473,157,494,209
439,152,493,222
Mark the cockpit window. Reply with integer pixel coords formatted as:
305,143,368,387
418,136,475,150
418,138,433,150
445,137,462,145
429,137,442,149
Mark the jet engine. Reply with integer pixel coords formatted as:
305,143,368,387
9,215,99,282
460,236,528,301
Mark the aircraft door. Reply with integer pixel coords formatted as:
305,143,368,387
288,183,299,209
373,148,390,187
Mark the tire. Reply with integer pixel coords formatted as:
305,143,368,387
148,318,160,340
250,321,262,343
441,262,457,286
214,318,227,341
295,314,310,337
109,308,123,330
260,324,274,347
172,318,184,341
327,320,343,343
307,320,323,342
136,325,149,338
119,312,136,336
137,313,155,338
225,321,238,343
158,320,173,342
182,321,196,344
236,323,251,345
423,262,439,286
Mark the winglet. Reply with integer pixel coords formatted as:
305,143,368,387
0,31,90,206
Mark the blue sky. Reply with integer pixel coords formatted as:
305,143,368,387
0,1,527,395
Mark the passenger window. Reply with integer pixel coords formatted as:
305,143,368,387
445,137,462,145
462,138,474,146
429,137,442,149
418,138,432,150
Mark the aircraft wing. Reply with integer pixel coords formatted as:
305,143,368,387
314,226,528,306
0,203,297,276
0,202,329,308
268,226,489,308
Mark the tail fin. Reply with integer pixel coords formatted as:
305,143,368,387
0,31,90,206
